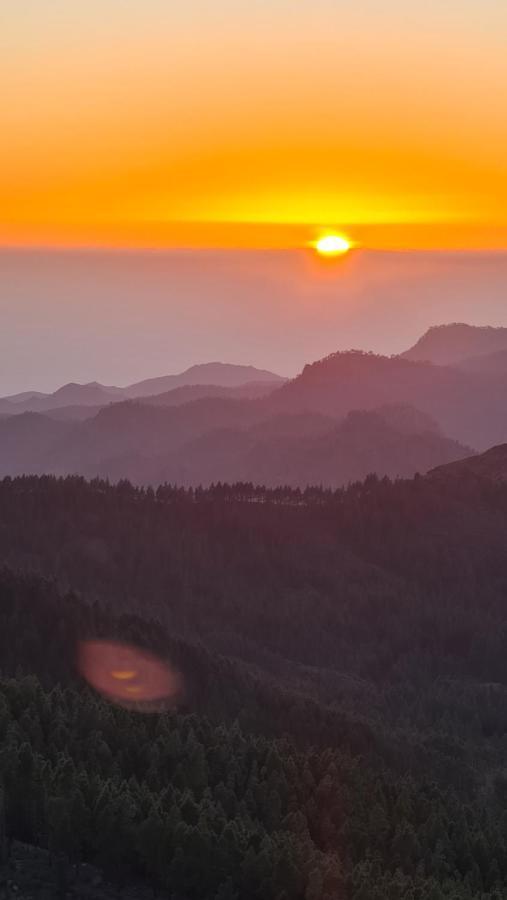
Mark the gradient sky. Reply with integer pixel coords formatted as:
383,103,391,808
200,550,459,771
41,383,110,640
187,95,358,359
2,0,507,249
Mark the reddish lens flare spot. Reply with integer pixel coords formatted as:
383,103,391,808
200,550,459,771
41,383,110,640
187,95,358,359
77,640,183,712
111,669,137,680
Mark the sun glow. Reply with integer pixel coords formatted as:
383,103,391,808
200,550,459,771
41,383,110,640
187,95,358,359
315,235,352,256
2,1,507,251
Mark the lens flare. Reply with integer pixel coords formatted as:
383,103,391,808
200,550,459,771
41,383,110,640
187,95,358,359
77,640,183,712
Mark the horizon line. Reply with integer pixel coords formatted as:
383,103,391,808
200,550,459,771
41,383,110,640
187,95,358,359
2,221,507,253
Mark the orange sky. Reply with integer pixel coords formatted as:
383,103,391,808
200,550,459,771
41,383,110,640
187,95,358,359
2,1,507,250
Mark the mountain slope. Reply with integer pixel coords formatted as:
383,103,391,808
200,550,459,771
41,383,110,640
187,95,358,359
0,412,73,475
456,347,507,375
42,397,266,478
401,322,507,365
264,350,507,449
124,362,286,398
143,379,282,406
6,336,507,484
156,409,471,488
1,389,47,404
0,381,122,414
0,389,468,488
0,364,285,415
429,442,507,482
2,473,507,898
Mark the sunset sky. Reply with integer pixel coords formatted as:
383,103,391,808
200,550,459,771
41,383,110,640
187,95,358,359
2,0,507,250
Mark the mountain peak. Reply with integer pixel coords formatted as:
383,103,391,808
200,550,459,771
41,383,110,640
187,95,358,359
125,362,286,398
402,323,507,365
299,350,399,380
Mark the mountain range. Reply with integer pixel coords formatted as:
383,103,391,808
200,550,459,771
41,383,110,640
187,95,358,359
2,322,507,488
3,327,507,898
0,362,285,415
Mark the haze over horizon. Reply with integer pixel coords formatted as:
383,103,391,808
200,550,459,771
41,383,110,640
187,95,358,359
3,0,506,397
1,246,507,395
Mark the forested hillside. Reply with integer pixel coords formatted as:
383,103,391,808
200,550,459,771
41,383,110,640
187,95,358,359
1,470,507,897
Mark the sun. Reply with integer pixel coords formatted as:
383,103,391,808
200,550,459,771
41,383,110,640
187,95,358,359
315,235,352,256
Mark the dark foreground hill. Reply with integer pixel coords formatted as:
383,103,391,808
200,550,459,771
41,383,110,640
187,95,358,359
0,841,167,900
1,470,507,897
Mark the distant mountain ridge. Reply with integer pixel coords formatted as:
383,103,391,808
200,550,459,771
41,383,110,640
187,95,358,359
264,349,507,449
3,323,507,488
124,362,286,398
153,407,469,490
142,380,281,407
0,362,285,415
0,381,123,414
402,322,507,365
0,395,471,487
